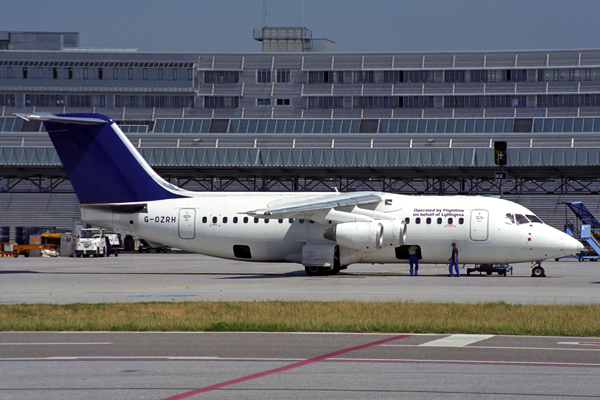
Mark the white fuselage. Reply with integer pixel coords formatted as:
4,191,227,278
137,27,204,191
81,192,580,266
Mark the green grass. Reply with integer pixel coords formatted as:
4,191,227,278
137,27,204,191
1,301,599,336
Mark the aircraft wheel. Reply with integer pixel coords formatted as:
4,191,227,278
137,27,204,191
13,254,18,258
531,266,545,277
486,271,492,275
305,266,324,276
578,255,584,262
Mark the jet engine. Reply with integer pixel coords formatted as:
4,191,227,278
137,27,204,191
379,219,407,247
323,221,384,251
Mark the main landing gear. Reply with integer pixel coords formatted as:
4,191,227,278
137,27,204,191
531,261,546,277
304,265,347,276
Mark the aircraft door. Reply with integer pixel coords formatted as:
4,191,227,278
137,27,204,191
470,209,489,241
178,209,196,239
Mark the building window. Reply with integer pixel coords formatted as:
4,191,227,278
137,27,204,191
276,69,290,83
128,68,133,80
257,69,271,83
83,68,88,80
143,68,148,80
68,68,74,80
256,98,271,106
158,68,163,80
7,67,12,79
98,68,103,80
38,67,43,79
173,68,178,80
444,70,465,83
353,96,399,109
204,71,239,84
23,93,66,107
0,94,16,107
309,71,344,83
308,96,344,109
276,98,291,106
204,96,240,109
23,67,28,79
113,68,118,80
188,68,193,80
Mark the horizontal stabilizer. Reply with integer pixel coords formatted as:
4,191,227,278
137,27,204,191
15,113,106,125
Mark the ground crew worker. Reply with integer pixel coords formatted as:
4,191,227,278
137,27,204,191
449,241,459,277
408,245,419,275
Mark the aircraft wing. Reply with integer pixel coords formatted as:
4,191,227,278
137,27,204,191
245,192,383,223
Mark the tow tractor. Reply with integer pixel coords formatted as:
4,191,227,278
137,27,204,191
75,228,108,257
466,263,513,276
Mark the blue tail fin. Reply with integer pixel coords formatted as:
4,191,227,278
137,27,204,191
17,113,188,204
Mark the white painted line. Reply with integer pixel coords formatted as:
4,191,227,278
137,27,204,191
417,334,494,347
0,342,112,346
380,344,600,352
557,342,600,346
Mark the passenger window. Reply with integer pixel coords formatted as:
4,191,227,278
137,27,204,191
448,217,453,224
459,218,464,224
526,214,543,224
233,217,238,223
212,216,217,223
515,214,530,225
405,217,410,224
437,217,442,224
426,218,432,224
254,217,259,223
416,217,421,224
505,213,515,224
223,217,228,223
278,219,283,223
202,216,207,223
243,217,248,223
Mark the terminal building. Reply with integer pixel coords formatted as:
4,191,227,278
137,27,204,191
2,30,600,237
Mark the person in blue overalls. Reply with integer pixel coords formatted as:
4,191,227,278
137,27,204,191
448,241,459,277
408,245,419,276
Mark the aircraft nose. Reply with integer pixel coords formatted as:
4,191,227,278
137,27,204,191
563,234,584,255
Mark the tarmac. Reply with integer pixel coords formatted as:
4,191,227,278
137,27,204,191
1,253,599,304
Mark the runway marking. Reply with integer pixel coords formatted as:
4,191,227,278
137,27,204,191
557,342,600,346
0,342,112,346
381,344,600,352
2,356,600,369
159,334,412,400
416,334,494,347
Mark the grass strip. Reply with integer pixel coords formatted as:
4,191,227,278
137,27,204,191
1,301,599,336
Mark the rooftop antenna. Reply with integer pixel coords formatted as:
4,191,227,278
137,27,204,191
302,0,305,28
263,0,268,27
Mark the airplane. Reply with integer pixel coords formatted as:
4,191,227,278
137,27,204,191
15,113,583,277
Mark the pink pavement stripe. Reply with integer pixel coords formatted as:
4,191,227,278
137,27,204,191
160,334,412,400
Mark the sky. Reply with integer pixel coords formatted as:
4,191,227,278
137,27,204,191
2,0,600,53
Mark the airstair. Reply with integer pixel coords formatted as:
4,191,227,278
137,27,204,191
562,202,600,260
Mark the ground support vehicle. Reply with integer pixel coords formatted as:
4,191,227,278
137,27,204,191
466,264,513,276
138,239,171,253
75,228,107,257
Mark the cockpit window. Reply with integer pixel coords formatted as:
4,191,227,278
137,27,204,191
505,213,515,224
515,214,530,225
526,214,543,224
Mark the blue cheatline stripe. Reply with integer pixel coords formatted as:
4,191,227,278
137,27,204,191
44,113,187,204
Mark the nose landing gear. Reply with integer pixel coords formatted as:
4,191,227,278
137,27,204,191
531,261,546,277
